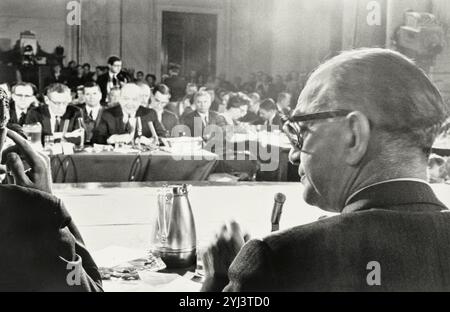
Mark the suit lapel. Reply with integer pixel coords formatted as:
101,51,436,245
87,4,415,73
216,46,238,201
343,181,447,214
41,106,52,134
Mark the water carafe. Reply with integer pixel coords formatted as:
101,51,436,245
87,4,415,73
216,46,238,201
151,184,197,268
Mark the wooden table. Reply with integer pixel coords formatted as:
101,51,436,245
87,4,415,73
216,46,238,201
53,182,450,291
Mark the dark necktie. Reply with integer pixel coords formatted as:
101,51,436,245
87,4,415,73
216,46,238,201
89,110,93,120
19,112,26,124
125,114,132,133
55,116,61,133
112,76,118,87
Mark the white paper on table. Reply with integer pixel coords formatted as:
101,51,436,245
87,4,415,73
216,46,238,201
93,246,148,268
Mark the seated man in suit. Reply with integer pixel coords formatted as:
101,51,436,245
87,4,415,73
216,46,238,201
258,98,282,130
76,82,104,144
25,83,83,143
92,83,166,145
9,82,38,126
97,56,129,105
0,89,102,291
183,90,220,139
149,84,179,136
201,48,450,292
239,92,264,125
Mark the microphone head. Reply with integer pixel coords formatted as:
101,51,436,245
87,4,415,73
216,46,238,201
274,192,286,204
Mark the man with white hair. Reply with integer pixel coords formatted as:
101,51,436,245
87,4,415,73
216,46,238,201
137,82,152,108
92,83,166,145
201,48,450,292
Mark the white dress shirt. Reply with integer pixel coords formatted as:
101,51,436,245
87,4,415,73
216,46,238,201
86,105,100,121
198,112,209,125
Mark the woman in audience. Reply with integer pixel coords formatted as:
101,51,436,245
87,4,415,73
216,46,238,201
216,93,250,128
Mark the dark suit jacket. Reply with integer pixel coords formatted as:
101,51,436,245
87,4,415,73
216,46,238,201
8,100,32,126
265,112,283,131
239,111,264,125
92,105,166,144
202,181,450,292
163,75,187,102
160,109,179,135
25,104,83,142
76,103,104,143
97,71,129,104
0,185,102,292
182,110,220,138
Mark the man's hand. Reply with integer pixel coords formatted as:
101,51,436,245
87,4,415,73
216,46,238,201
5,129,53,194
202,221,250,280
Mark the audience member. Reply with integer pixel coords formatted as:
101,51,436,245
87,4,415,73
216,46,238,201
163,64,187,102
276,92,292,115
239,92,263,125
97,56,129,105
259,98,282,129
149,84,178,135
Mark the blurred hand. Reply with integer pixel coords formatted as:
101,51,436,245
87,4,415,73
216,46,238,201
137,136,158,146
202,220,250,279
5,129,52,194
64,128,84,138
107,134,133,145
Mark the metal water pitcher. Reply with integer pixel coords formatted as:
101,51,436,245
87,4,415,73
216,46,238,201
151,184,197,268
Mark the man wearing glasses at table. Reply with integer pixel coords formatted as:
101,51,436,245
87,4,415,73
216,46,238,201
25,83,83,143
201,48,450,292
9,82,38,127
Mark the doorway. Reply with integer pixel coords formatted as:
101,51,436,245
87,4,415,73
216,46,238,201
161,11,217,81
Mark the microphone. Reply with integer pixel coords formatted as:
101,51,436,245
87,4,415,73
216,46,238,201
271,193,286,232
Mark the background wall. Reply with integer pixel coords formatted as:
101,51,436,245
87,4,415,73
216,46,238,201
1,0,449,91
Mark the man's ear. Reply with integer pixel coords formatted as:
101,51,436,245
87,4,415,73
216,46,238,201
343,111,371,166
44,95,49,105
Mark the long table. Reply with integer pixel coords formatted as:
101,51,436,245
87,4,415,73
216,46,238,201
50,150,219,183
53,181,450,291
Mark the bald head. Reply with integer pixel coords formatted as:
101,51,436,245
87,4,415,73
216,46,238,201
297,48,449,154
120,83,142,115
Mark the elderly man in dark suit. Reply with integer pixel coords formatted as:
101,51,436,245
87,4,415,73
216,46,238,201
201,48,450,292
92,83,166,145
0,89,102,291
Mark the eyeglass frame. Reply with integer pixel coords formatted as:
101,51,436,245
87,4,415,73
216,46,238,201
281,109,354,150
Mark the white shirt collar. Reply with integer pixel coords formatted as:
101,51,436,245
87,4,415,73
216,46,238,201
345,178,431,206
15,106,27,117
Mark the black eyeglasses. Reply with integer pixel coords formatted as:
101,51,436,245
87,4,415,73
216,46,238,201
282,109,353,150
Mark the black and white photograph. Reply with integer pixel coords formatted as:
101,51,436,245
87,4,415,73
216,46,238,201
1,0,450,298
